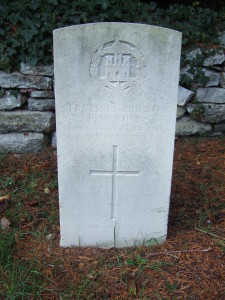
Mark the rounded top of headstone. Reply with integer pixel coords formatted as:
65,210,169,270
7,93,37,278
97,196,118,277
53,22,182,38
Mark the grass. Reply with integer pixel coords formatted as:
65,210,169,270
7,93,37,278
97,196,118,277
0,137,225,299
0,230,47,299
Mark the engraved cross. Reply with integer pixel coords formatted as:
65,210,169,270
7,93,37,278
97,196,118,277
90,146,140,221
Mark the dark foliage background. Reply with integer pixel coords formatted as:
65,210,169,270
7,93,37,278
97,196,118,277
0,1,224,71
146,0,225,10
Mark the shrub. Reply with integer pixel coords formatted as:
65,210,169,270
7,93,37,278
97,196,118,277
0,1,224,71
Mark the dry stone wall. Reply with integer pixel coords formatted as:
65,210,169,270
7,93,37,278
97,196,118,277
0,48,225,153
177,48,225,136
0,64,55,153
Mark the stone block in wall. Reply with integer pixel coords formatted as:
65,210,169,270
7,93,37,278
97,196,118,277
186,48,202,62
180,65,194,80
214,122,225,132
30,90,54,98
0,132,49,153
180,66,220,87
28,98,55,111
220,72,225,88
176,115,212,136
180,65,220,87
186,48,225,67
202,69,220,87
187,103,225,123
20,62,54,76
0,71,52,90
196,88,225,104
218,31,225,47
0,91,26,110
0,110,55,133
203,50,225,67
52,132,57,147
178,86,194,106
176,106,186,119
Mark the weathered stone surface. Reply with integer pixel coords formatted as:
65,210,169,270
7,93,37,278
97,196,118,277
28,98,55,111
0,132,49,153
176,115,212,135
220,72,225,88
214,122,225,131
0,91,26,110
176,105,187,119
203,103,225,123
0,71,52,90
203,50,225,67
180,67,220,87
54,23,181,247
178,86,194,106
180,65,194,81
30,90,54,98
52,132,57,147
176,106,186,119
186,103,196,114
20,62,54,76
186,48,202,62
202,68,220,87
187,103,225,123
0,110,55,133
196,88,225,103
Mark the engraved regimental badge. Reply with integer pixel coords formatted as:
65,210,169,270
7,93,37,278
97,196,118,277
90,40,146,91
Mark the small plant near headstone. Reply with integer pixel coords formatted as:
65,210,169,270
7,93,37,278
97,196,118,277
193,68,210,87
190,98,206,121
180,73,193,89
125,255,147,267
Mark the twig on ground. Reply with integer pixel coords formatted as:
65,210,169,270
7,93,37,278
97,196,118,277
146,247,211,258
196,227,225,241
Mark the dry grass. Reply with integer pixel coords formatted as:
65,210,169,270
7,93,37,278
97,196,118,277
0,137,225,299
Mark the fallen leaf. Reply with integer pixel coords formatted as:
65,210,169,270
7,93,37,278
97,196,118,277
0,195,10,202
8,22,18,33
27,200,39,207
87,272,97,279
78,263,84,269
46,233,54,240
24,162,29,173
1,217,11,230
0,195,10,212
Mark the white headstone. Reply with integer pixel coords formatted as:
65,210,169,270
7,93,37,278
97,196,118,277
53,23,181,247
